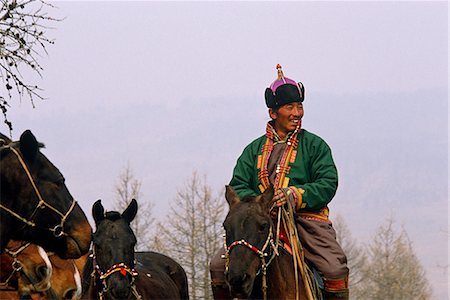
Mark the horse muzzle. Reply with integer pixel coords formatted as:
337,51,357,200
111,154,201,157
226,271,254,299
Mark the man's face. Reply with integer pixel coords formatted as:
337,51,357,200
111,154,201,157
269,102,304,138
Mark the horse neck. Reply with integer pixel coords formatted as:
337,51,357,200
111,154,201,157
266,249,303,300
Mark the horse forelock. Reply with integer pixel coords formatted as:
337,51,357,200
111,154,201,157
0,132,12,144
104,211,122,221
241,195,257,203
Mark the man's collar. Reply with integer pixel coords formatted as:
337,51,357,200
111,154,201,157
266,121,298,143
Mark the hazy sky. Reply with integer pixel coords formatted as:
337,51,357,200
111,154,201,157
3,1,448,298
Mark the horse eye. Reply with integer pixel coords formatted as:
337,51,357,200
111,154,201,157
259,223,268,232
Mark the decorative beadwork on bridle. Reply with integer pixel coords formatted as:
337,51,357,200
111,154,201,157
90,248,141,300
223,224,278,300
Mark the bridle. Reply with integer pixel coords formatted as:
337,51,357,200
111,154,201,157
0,242,32,289
0,142,77,237
223,222,279,300
91,247,141,300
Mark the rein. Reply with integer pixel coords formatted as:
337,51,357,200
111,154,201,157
0,144,77,237
90,248,141,300
0,242,31,290
224,223,279,300
224,204,320,300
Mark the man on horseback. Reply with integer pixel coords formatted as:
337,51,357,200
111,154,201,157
210,65,349,299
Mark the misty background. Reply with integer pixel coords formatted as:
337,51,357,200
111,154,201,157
3,1,448,299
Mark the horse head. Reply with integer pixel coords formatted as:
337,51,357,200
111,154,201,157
0,240,52,297
223,185,275,298
0,130,92,259
91,199,138,300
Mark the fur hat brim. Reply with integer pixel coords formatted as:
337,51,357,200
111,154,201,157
265,82,305,108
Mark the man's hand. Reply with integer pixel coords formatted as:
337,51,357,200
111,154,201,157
271,186,305,212
272,188,292,208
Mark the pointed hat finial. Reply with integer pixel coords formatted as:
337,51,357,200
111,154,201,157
276,64,284,80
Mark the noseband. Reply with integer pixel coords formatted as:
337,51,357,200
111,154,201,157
0,143,77,237
91,248,141,300
0,242,31,289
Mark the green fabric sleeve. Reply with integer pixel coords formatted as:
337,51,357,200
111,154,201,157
229,142,260,199
297,139,338,211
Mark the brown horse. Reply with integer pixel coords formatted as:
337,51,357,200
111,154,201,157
223,185,312,299
0,130,92,259
81,199,189,299
0,240,52,299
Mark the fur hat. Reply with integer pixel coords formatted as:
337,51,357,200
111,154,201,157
265,64,305,108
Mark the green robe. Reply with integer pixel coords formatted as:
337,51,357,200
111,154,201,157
229,127,338,212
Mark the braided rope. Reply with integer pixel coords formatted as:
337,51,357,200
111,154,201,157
0,145,77,236
280,200,320,300
0,242,31,288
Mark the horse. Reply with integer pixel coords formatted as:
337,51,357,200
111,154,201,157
0,240,52,299
81,199,189,299
223,185,311,300
0,130,92,259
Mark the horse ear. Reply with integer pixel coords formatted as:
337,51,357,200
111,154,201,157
225,185,240,207
260,184,274,208
19,130,39,162
122,198,138,224
92,200,105,225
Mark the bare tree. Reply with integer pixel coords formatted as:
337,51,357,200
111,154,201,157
157,172,226,300
360,218,432,300
114,163,155,251
333,215,367,299
0,0,60,131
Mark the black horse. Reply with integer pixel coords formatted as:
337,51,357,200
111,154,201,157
0,130,92,259
82,199,189,299
223,185,315,300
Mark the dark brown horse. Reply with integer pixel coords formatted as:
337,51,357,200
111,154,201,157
0,130,92,259
223,185,314,300
81,199,189,299
0,240,52,299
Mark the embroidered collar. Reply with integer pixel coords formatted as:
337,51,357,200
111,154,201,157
266,121,300,144
258,121,301,190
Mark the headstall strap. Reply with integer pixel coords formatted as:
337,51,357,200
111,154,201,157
91,248,140,299
0,144,77,236
0,242,31,288
224,225,278,300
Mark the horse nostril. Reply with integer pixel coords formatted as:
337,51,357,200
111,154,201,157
36,265,49,278
19,294,33,300
64,289,77,300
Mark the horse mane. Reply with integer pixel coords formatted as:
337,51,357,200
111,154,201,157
241,195,258,203
81,254,93,295
104,211,122,221
0,133,12,144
